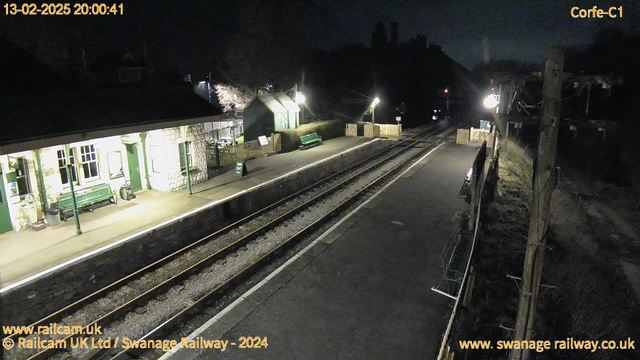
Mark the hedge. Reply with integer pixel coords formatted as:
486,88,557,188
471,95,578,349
278,120,346,152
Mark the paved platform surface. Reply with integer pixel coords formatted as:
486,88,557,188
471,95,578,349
168,142,478,360
0,136,378,289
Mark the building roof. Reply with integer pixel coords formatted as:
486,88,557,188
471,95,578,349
87,51,146,72
247,93,300,113
0,87,222,154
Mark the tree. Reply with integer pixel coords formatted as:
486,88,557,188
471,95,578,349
214,84,252,113
220,0,306,92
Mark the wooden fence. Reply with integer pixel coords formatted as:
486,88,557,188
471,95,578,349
456,129,470,144
378,124,402,136
456,127,495,146
345,123,357,137
206,134,281,176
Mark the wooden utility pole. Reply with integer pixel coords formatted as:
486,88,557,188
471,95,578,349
510,46,564,360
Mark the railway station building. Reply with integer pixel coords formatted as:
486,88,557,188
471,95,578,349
0,87,221,234
243,92,300,141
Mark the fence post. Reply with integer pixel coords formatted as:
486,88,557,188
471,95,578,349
469,173,476,231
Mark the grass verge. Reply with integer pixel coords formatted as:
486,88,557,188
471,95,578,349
450,145,640,360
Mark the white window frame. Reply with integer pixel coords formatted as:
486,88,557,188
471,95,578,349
80,144,100,182
57,148,78,187
149,144,161,173
107,150,124,180
14,157,32,197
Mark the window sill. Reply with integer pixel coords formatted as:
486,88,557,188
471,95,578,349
83,177,101,185
181,167,199,175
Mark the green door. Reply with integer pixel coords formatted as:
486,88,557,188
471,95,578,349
0,170,13,234
125,144,142,192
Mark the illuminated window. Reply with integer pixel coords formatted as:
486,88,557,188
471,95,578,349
57,148,78,185
107,151,124,179
80,144,100,180
14,157,31,196
178,142,192,172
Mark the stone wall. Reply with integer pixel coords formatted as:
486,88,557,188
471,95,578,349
0,125,208,233
147,124,207,192
1,139,392,326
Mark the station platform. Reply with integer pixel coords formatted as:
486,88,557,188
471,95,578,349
0,136,379,290
165,142,479,360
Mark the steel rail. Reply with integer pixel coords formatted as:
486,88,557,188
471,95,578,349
112,125,455,360
2,125,435,346
19,126,444,360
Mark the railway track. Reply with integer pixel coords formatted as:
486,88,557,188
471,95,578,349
3,123,454,360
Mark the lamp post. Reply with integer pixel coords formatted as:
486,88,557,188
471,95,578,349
64,144,82,235
444,88,449,112
295,91,305,128
371,97,380,124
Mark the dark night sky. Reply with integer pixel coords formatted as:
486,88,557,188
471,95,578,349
307,0,640,68
2,0,639,73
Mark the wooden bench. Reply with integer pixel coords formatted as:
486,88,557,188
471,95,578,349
299,132,322,150
58,183,117,220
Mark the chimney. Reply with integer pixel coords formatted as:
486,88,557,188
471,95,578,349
391,22,398,44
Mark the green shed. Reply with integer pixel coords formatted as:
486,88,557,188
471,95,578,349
242,93,300,141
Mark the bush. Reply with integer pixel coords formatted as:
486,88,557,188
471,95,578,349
278,119,346,152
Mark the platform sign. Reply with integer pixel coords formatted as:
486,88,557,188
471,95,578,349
235,160,248,177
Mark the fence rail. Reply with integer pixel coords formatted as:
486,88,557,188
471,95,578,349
437,126,501,360
206,134,281,173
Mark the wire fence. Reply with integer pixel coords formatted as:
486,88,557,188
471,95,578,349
436,127,501,360
433,212,471,297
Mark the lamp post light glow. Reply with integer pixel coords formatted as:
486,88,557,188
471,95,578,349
483,94,499,109
371,97,380,124
295,92,305,104
444,88,450,111
295,92,305,127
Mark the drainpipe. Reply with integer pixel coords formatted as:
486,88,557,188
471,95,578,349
181,125,192,196
184,141,192,196
140,132,152,190
34,149,48,214
65,144,82,235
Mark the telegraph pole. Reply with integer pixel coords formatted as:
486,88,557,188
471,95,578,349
511,46,564,360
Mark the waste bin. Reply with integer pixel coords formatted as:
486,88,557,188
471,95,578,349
119,180,136,201
46,204,61,226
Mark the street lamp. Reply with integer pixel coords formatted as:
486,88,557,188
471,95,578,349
444,88,449,111
371,97,380,124
295,92,305,127
483,94,499,109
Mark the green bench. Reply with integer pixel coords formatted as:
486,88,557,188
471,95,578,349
58,183,117,220
299,132,322,150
